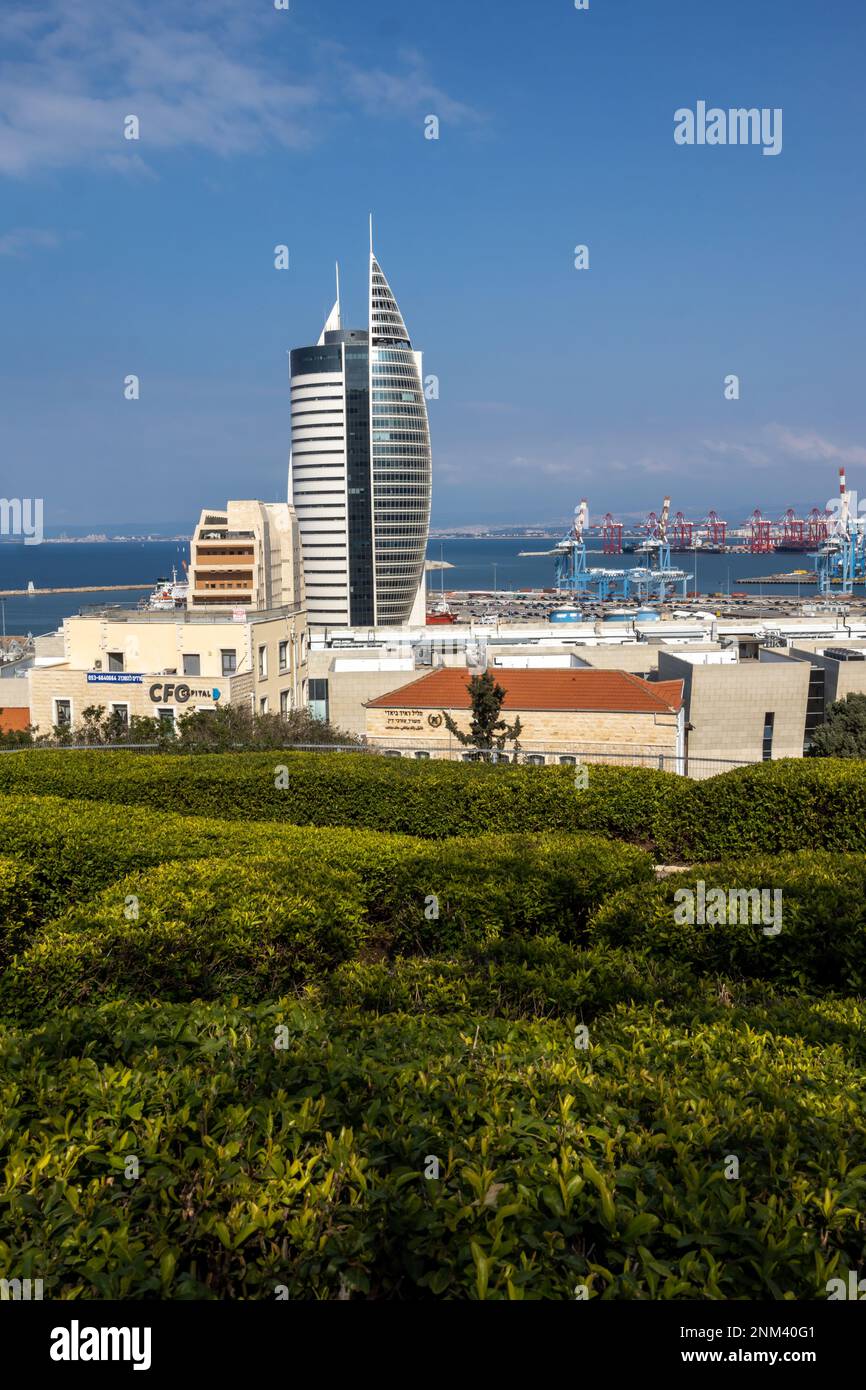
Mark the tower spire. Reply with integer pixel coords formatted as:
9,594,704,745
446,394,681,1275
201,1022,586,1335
369,212,374,258
316,262,342,345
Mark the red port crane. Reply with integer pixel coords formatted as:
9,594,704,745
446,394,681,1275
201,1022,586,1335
702,510,727,548
779,508,807,549
601,512,623,554
807,507,829,547
749,509,774,553
672,511,693,548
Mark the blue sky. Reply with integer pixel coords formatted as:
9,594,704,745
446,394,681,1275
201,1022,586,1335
1,0,864,529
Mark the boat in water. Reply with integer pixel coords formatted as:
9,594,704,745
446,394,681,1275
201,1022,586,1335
142,565,189,611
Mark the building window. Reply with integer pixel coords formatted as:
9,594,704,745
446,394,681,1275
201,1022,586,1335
158,708,175,732
110,703,129,728
525,754,546,766
258,645,268,679
278,641,288,673
559,755,577,766
804,667,826,752
221,649,237,677
183,654,201,677
383,750,403,758
414,750,431,759
308,678,329,722
280,689,292,717
54,698,72,727
107,651,124,672
259,697,269,716
762,712,775,761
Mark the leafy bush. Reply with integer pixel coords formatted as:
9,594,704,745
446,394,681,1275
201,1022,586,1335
0,996,863,1299
656,758,866,860
590,851,866,991
0,856,42,966
0,794,652,938
1,829,652,1021
368,832,653,952
806,692,866,758
1,858,367,1017
0,750,682,843
322,939,695,1020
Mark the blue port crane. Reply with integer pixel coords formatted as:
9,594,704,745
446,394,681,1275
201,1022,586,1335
810,469,866,595
519,499,628,600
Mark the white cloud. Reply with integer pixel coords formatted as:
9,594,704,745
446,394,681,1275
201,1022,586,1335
0,0,481,177
765,424,866,467
0,225,59,255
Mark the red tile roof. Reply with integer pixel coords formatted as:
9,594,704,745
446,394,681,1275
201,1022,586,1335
366,668,683,714
0,706,30,733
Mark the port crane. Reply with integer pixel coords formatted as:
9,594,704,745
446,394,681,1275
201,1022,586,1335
519,499,627,601
749,509,774,554
627,497,689,600
810,469,866,595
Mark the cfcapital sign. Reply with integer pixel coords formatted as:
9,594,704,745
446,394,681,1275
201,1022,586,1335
148,682,222,704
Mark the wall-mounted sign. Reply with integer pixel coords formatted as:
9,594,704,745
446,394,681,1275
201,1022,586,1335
87,673,143,685
382,708,426,731
148,683,221,704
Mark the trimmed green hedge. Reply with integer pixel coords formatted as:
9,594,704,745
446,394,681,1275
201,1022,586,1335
1,996,864,1299
321,938,695,1020
0,750,682,842
590,850,866,991
656,758,866,860
0,828,653,1020
0,791,652,935
4,750,866,859
1,858,366,1017
0,856,42,967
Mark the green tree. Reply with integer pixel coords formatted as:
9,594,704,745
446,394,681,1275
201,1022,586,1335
807,692,866,758
175,703,362,753
442,670,523,755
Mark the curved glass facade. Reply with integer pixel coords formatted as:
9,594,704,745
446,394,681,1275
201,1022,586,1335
369,257,432,625
289,247,432,627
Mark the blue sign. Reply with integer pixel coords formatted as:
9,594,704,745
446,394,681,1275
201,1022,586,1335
87,673,143,685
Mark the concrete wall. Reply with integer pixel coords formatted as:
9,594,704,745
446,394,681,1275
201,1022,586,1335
787,644,866,708
307,649,419,735
659,652,809,766
366,703,680,759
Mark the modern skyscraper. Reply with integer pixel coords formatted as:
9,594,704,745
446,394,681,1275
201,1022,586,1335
289,223,432,627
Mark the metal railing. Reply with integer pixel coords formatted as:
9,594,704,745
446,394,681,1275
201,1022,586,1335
0,739,757,777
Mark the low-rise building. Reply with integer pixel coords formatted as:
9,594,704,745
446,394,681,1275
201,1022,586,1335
27,604,308,736
658,650,810,771
364,667,685,765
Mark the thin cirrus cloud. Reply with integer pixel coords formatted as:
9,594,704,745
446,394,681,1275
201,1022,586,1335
0,0,481,177
0,225,58,255
765,425,866,469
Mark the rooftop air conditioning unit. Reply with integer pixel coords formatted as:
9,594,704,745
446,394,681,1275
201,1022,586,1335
825,647,866,662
